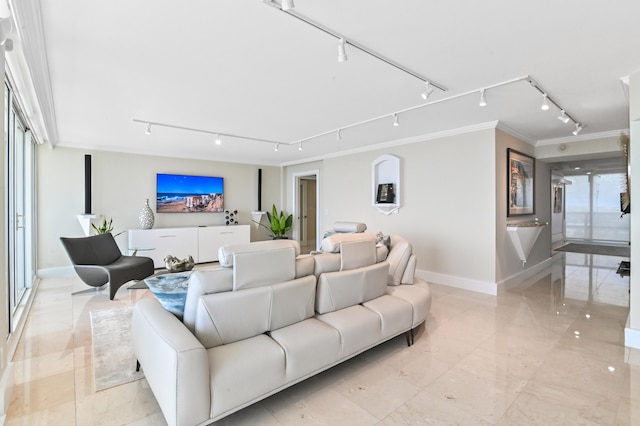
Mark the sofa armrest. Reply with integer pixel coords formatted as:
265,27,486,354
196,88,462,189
132,298,211,426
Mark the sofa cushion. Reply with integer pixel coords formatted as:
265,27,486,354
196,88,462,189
340,240,377,271
208,335,286,419
195,287,271,347
269,318,341,381
270,276,316,330
362,295,413,339
233,247,296,290
313,253,341,276
401,254,417,285
386,281,432,327
387,235,413,285
315,305,382,357
194,276,317,348
183,268,233,333
295,255,315,278
315,261,389,314
218,240,301,268
321,232,377,253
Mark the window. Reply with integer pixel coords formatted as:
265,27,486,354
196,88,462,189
565,173,629,243
5,80,37,330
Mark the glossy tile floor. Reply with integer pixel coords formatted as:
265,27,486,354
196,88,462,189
6,252,640,425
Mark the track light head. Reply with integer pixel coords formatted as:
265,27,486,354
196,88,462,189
337,38,347,62
281,0,294,11
573,123,583,136
541,94,550,111
421,81,434,100
392,114,399,127
298,141,303,151
145,123,152,135
557,110,570,124
479,90,487,107
274,143,279,152
215,134,221,145
336,129,342,140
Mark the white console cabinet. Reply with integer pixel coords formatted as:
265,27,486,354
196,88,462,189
128,225,250,268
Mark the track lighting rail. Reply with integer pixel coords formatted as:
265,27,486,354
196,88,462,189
132,119,280,145
263,0,447,92
527,78,579,126
135,75,584,150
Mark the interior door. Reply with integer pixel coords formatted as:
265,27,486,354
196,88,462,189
293,171,319,253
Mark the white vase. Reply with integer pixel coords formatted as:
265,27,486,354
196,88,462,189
139,199,154,229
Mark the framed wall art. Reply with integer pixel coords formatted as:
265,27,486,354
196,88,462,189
507,148,535,216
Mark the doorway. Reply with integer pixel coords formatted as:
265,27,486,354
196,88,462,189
293,170,320,254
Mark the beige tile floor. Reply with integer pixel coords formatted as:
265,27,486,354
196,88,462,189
6,252,640,425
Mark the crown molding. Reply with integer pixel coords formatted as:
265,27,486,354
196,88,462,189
536,129,629,146
280,121,501,167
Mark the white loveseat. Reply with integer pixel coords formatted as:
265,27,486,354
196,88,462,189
132,234,431,426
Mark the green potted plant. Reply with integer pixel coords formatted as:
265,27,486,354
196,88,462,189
91,217,124,237
254,204,293,239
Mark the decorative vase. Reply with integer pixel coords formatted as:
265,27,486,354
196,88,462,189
139,199,154,229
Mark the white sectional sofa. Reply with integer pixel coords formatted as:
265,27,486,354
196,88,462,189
132,233,431,426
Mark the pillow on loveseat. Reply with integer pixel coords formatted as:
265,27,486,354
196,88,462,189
332,221,367,233
320,232,377,253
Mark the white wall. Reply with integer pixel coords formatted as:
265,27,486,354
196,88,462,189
37,146,281,269
286,128,500,290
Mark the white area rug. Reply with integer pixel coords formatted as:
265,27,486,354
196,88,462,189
90,305,145,391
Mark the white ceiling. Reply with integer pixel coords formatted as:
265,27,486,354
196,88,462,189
22,0,640,166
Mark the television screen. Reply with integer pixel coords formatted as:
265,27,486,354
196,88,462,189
156,173,224,213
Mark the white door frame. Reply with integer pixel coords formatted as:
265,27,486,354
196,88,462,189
292,169,321,250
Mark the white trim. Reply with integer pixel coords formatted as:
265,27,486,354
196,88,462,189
37,266,74,278
416,256,554,296
536,129,629,146
291,169,321,251
625,314,640,349
280,121,500,167
496,257,554,292
0,361,14,422
7,0,57,144
496,122,536,145
416,269,498,296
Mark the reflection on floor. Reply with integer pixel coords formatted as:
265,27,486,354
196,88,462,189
6,253,640,425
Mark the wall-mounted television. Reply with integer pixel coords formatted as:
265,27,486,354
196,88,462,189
156,173,224,213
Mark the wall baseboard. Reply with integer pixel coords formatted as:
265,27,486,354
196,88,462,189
416,257,555,296
37,266,74,278
625,314,640,350
497,257,555,292
416,269,498,295
0,361,13,422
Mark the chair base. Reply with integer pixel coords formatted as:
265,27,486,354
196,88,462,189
71,284,107,296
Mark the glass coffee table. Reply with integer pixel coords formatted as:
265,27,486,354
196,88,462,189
144,271,192,318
